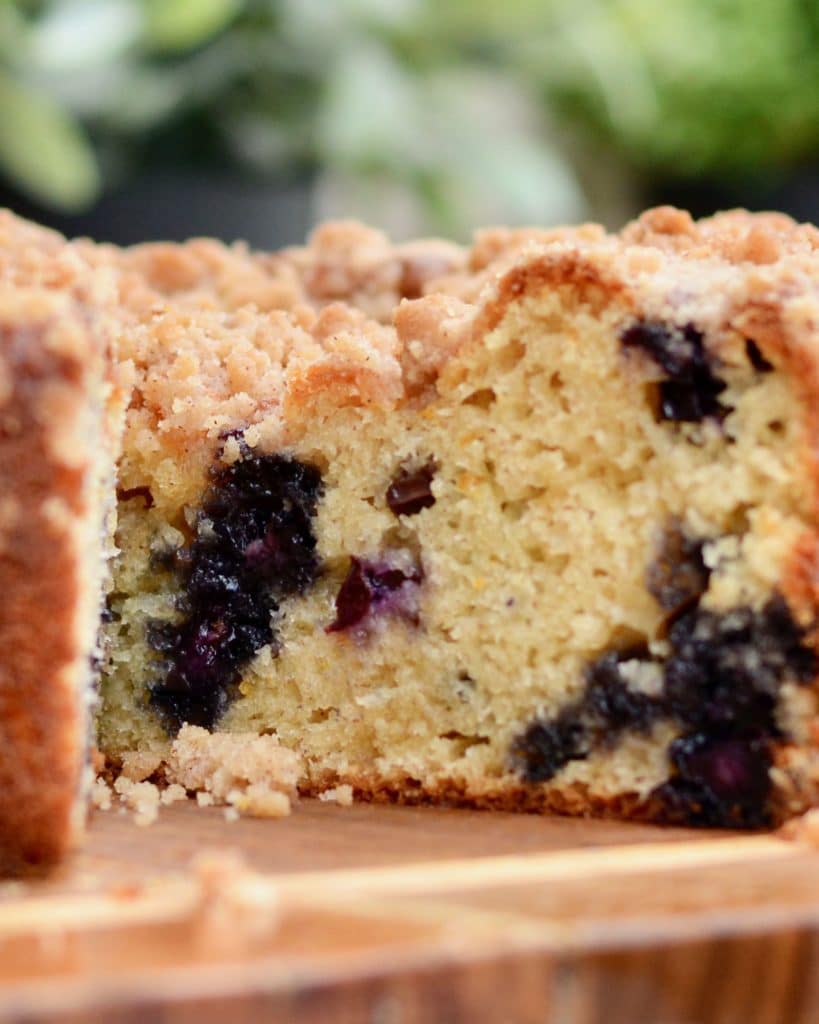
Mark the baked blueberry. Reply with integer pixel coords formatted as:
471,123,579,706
148,452,322,732
621,320,729,423
654,734,773,828
512,712,587,783
386,460,437,516
514,582,815,828
327,556,423,633
512,646,662,782
647,519,710,618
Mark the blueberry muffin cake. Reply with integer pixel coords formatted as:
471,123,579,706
0,285,121,871
97,206,819,831
3,205,819,865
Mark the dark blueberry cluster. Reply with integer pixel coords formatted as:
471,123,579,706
327,556,423,633
147,452,322,732
512,646,662,782
512,516,817,827
386,460,437,516
620,320,729,423
510,712,586,784
584,648,664,735
655,597,817,827
662,598,816,736
655,735,773,828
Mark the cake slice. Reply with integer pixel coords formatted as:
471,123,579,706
97,206,819,830
0,286,121,871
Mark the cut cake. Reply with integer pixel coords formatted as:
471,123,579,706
3,206,819,873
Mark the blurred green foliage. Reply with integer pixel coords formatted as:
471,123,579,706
520,0,819,176
2,0,819,230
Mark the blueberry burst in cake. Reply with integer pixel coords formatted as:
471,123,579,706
4,206,819,874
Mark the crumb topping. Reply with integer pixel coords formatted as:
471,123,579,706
164,724,302,818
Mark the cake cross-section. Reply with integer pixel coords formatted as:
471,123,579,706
3,204,819,873
95,206,819,831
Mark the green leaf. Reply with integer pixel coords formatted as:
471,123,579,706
316,41,422,167
27,1,141,73
0,4,27,64
0,72,100,210
143,0,242,53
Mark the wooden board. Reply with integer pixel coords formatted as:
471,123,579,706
1,799,818,1023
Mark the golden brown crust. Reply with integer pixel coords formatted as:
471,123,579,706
91,238,309,319
479,246,632,334
621,205,819,263
0,211,117,309
305,757,818,827
280,220,467,324
301,772,726,828
69,204,819,439
0,291,110,872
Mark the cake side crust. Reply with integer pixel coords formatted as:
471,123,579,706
0,291,111,872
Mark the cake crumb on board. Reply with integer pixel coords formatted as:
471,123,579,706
780,808,819,847
94,726,303,825
91,777,113,811
166,725,302,819
318,784,354,807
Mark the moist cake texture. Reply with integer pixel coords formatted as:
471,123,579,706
0,285,120,871
3,205,819,856
95,207,819,830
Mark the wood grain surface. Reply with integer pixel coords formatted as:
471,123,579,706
0,799,816,1024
